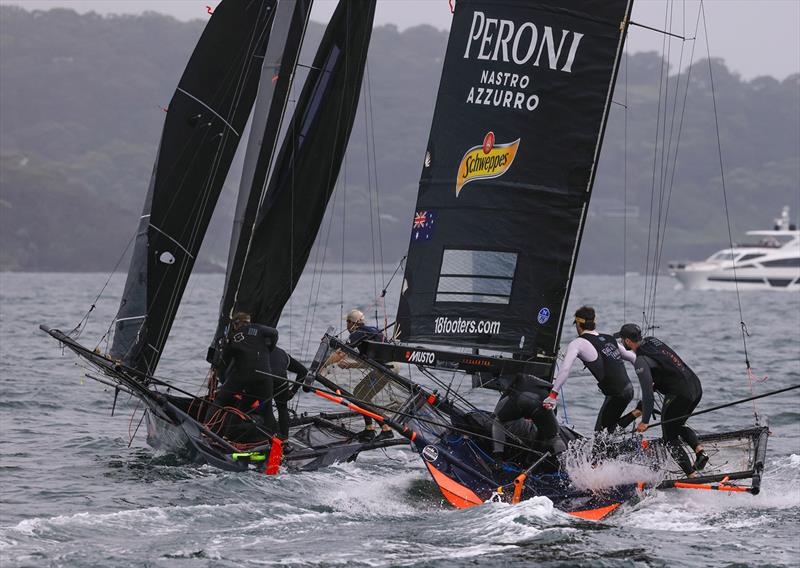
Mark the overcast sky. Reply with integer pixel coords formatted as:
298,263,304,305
2,0,798,80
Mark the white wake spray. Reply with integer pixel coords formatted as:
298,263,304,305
562,432,666,493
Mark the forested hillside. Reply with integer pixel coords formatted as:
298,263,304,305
1,6,797,272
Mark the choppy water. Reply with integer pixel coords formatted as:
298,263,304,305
1,270,798,567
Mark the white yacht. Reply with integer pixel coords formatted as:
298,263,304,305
669,206,800,291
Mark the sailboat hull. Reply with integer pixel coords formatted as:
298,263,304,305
411,431,641,520
40,326,407,472
408,419,769,517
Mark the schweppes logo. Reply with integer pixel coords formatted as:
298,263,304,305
455,131,520,197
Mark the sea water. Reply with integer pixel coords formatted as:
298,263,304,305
0,270,798,567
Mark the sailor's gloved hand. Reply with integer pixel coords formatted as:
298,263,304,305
636,422,649,433
542,391,558,410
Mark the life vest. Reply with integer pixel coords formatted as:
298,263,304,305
638,337,702,399
580,333,632,396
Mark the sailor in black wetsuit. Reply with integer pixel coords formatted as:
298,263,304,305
492,373,565,465
213,312,277,435
544,306,636,433
617,323,709,477
324,309,394,441
262,326,309,440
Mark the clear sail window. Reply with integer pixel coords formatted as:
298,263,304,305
436,249,517,304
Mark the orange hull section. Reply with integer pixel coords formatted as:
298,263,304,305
426,462,623,520
426,462,484,508
567,502,621,521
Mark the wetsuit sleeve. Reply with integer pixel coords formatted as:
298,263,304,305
286,356,309,398
634,355,655,423
287,356,308,377
552,338,597,393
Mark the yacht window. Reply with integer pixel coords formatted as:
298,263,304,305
738,253,765,263
712,252,736,261
761,258,800,268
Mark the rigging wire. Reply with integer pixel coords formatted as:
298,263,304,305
340,150,347,324
339,5,351,328
639,0,701,331
623,34,629,321
68,232,136,343
299,4,364,358
641,0,672,332
364,59,389,332
648,0,686,328
650,5,702,325
699,0,763,417
363,73,380,325
650,0,679,329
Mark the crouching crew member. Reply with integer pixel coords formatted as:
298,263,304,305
492,373,565,467
213,312,277,434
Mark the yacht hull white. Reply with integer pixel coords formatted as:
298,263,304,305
671,265,799,291
670,207,799,291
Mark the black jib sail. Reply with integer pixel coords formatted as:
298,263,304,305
396,0,632,371
216,0,313,342
110,0,275,374
220,0,377,330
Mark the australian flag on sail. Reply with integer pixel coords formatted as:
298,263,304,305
411,210,437,242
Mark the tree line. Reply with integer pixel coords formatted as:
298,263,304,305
1,6,797,272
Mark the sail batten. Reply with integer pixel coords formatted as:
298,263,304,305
396,0,633,373
110,0,276,374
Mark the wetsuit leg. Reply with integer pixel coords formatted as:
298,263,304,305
210,371,249,421
594,385,634,433
494,390,560,458
492,395,515,454
515,392,558,440
205,366,256,430
274,382,291,439
661,394,697,475
676,395,701,449
238,356,276,435
256,376,277,435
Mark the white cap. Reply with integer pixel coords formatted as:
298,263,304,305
345,309,364,324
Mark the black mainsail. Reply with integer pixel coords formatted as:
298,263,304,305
396,0,632,374
216,0,314,342
220,0,377,330
110,0,275,374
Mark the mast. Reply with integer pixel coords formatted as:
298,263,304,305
216,0,314,342
110,0,276,374
395,0,633,376
220,0,377,330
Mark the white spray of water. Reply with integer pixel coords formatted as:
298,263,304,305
563,432,666,492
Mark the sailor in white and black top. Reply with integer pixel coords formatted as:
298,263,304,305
544,306,635,433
